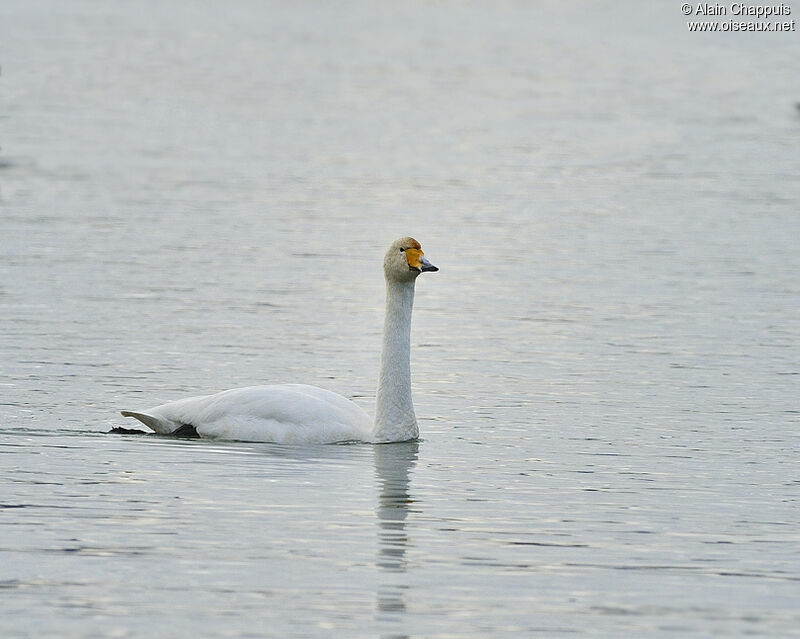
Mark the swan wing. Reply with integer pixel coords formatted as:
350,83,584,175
122,384,372,444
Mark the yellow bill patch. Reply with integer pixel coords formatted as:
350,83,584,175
405,248,424,270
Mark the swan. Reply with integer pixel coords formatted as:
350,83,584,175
120,237,438,444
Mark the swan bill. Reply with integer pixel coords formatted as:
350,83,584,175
420,255,438,272
405,249,438,273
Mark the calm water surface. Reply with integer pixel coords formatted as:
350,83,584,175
1,1,799,637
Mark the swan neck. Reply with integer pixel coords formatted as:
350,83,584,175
373,278,418,442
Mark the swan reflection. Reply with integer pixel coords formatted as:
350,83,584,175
374,440,418,630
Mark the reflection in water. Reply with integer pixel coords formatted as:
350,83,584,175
374,440,418,634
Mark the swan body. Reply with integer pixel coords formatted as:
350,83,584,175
122,384,372,444
120,237,437,444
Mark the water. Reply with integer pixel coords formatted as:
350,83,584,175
1,1,799,636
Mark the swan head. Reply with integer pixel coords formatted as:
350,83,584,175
384,237,438,283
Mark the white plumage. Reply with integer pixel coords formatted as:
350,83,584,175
120,237,437,444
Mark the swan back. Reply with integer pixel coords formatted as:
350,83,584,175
132,384,372,444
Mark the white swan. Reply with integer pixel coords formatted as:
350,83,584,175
120,237,438,444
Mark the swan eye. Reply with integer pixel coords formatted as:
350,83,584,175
399,248,406,252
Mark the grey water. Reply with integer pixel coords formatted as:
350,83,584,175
1,1,799,636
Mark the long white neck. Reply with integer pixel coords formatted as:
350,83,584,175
373,277,418,443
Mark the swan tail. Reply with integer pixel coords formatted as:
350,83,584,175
120,410,175,435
